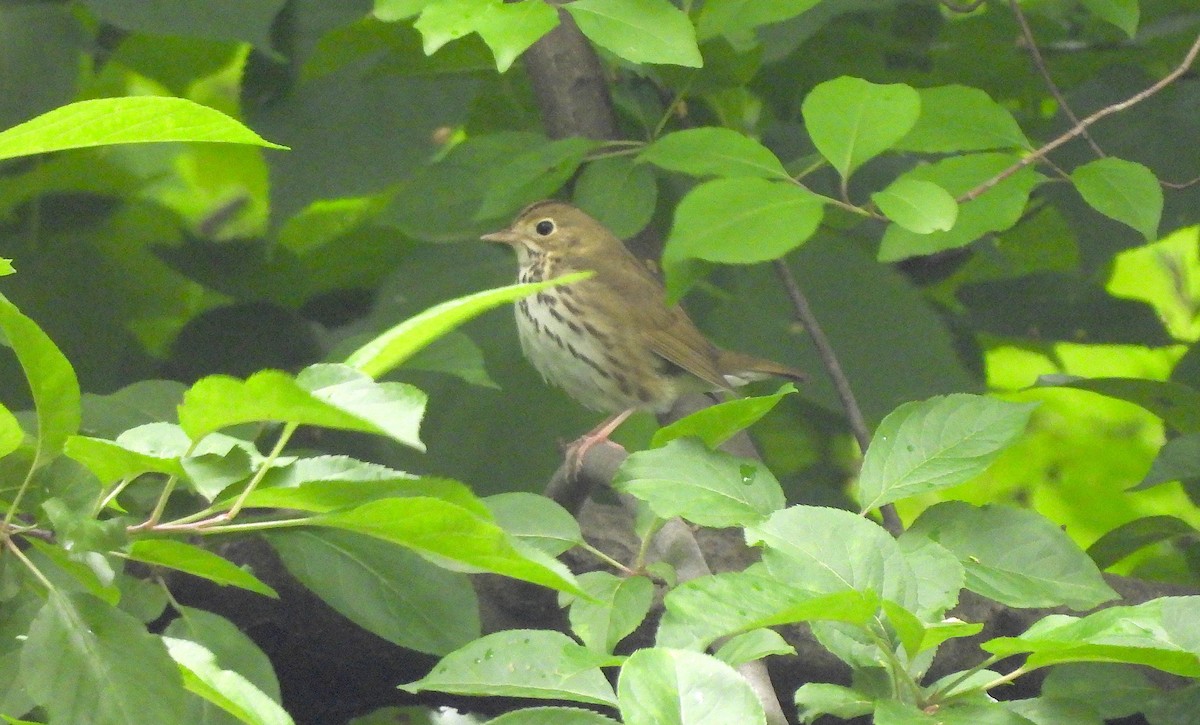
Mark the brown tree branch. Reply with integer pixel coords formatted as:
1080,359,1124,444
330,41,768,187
957,31,1200,204
1009,0,1106,158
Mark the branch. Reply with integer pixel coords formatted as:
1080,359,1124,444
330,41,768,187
1009,0,1105,158
957,31,1200,204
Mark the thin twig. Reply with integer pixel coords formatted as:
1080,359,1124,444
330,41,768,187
1162,173,1200,190
958,31,1200,204
1009,0,1105,157
772,260,904,536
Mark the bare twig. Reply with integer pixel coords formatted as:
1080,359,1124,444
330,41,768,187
1009,0,1105,158
772,260,904,536
958,31,1200,204
1162,173,1200,190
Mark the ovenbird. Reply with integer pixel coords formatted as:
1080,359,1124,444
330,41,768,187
483,201,806,432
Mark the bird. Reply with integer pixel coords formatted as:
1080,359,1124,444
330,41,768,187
482,200,807,454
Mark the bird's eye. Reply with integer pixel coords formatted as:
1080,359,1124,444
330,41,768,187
535,219,555,236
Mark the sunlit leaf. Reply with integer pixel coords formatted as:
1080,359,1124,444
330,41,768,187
565,0,702,68
801,77,920,179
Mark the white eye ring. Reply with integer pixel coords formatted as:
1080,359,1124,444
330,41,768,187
535,219,555,236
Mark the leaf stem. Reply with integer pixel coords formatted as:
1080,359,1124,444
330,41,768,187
580,541,636,574
4,536,57,592
226,422,299,520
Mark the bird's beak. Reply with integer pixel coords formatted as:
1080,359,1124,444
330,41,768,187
481,228,520,245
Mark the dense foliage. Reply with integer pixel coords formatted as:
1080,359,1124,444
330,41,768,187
1,0,1199,723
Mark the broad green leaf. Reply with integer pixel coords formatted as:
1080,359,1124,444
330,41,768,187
485,492,584,556
1040,663,1158,720
277,193,392,255
695,0,821,41
639,128,789,179
652,384,796,448
1006,697,1105,725
616,648,766,725
856,394,1037,511
661,178,823,291
801,77,920,179
402,630,618,706
162,638,290,725
614,438,786,528
896,85,1029,153
1033,376,1200,433
315,497,582,594
162,638,293,725
489,708,621,725
346,274,591,378
897,534,965,619
1071,158,1162,241
414,0,496,54
267,529,479,655
0,402,22,460
872,178,958,234
1081,0,1138,37
26,539,120,605
178,364,426,450
795,683,874,722
474,0,560,72
713,628,795,667
878,153,1043,262
657,565,880,650
566,572,654,654
165,607,281,704
909,502,1118,610
20,592,186,725
65,425,188,483
1086,516,1199,569
1136,432,1200,489
984,597,1200,676
80,380,186,440
565,0,702,68
127,539,278,598
746,505,915,606
0,293,80,470
0,97,285,162
403,331,499,388
476,136,600,219
574,155,658,239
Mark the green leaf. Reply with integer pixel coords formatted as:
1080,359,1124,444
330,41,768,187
896,85,1029,153
488,708,621,725
403,331,499,388
1080,0,1139,37
661,178,823,291
1135,432,1200,489
872,178,958,234
476,136,600,220
897,534,965,619
878,153,1043,262
485,492,584,557
713,628,795,667
1040,663,1158,720
614,438,786,528
567,572,654,654
856,394,1037,511
0,97,286,163
795,683,874,722
0,293,80,471
573,156,658,239
163,638,293,725
652,384,795,448
1071,158,1162,241
127,539,278,598
908,502,1118,610
373,0,428,21
1086,516,1199,569
346,274,591,379
474,0,560,72
267,529,479,655
639,128,790,179
657,565,879,650
0,402,22,461
20,592,186,725
1033,376,1200,433
64,425,188,484
565,0,702,68
695,0,821,42
315,497,582,594
616,648,767,725
164,606,281,704
801,77,920,179
747,505,915,605
402,630,618,706
984,597,1200,676
178,364,427,450
414,0,495,54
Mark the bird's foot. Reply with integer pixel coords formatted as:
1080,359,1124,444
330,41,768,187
564,408,635,476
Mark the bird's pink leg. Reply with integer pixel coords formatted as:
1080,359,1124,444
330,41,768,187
565,408,635,474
